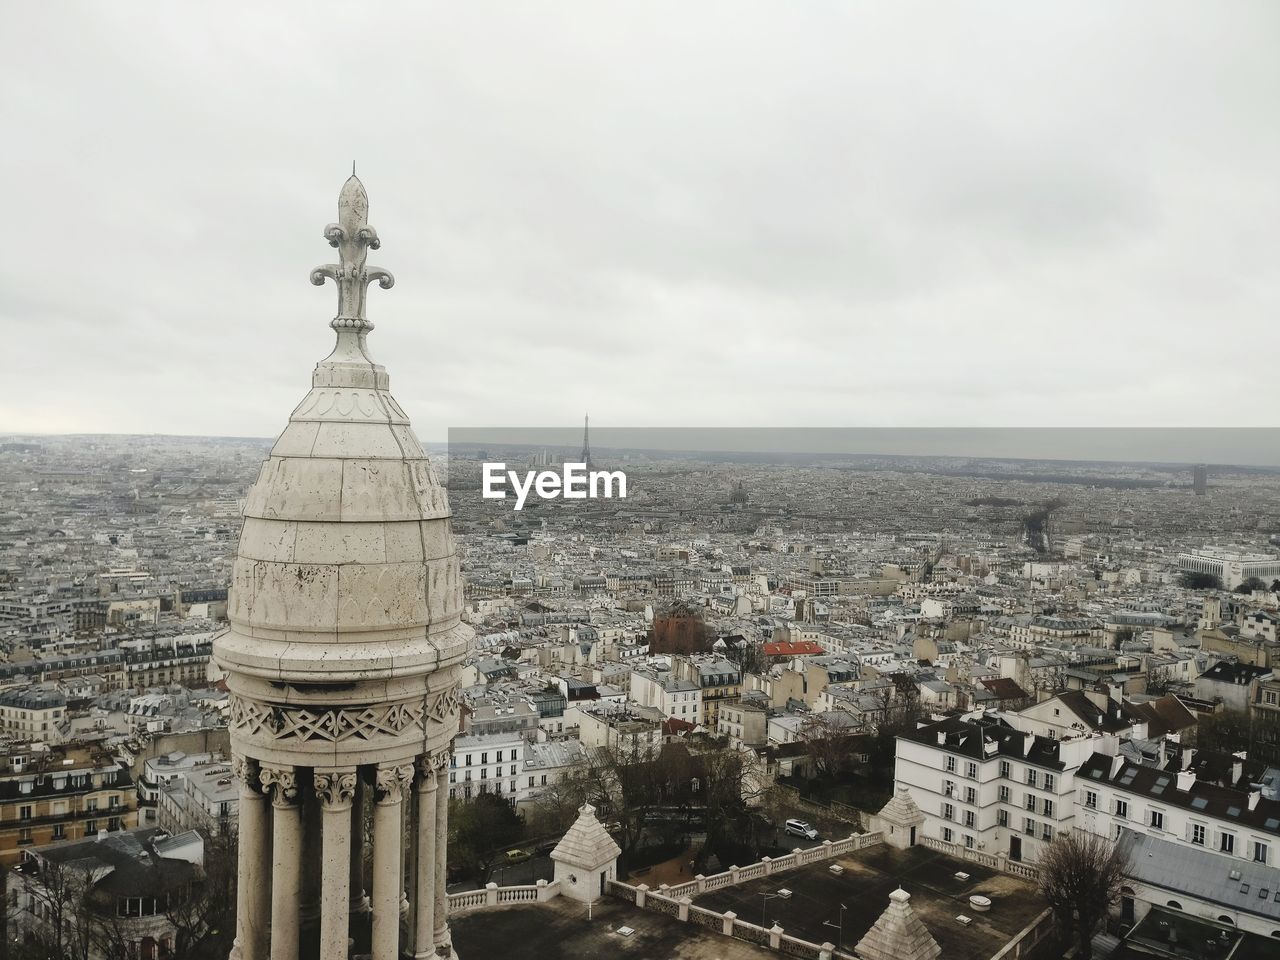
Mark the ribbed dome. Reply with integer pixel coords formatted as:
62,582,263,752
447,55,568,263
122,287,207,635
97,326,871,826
213,176,471,767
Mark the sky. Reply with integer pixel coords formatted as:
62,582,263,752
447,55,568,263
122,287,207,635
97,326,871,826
2,2,1277,441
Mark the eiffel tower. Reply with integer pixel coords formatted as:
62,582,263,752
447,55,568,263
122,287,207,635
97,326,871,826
579,414,594,471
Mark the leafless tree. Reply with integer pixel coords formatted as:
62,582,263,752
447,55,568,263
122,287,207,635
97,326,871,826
165,830,236,960
798,712,862,778
1037,831,1130,960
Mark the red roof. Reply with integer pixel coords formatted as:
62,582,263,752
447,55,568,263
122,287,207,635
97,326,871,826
763,640,825,657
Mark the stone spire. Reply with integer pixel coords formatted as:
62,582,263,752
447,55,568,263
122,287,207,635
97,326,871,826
214,176,472,960
854,888,941,960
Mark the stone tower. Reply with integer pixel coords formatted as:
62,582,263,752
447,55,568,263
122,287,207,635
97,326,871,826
214,174,473,960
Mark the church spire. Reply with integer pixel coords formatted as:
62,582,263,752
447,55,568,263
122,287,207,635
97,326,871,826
310,173,395,336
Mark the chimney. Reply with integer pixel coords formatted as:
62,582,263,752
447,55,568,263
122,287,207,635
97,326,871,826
1248,790,1261,811
1110,755,1125,778
1176,770,1195,792
937,731,946,746
1231,760,1243,785
1024,733,1035,756
1180,746,1193,770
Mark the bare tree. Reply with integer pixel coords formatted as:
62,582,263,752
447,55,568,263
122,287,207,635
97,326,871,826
799,712,862,778
12,856,98,960
165,830,236,960
1037,831,1130,960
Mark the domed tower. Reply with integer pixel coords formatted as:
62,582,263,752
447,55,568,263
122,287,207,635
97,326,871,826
214,174,472,960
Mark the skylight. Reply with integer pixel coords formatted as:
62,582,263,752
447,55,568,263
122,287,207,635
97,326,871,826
1191,798,1208,810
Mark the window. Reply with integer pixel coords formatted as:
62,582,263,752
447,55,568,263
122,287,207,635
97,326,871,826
1115,799,1128,819
1191,824,1205,846
964,811,975,828
19,805,31,821
1026,794,1037,811
1042,824,1054,841
965,787,976,804
1024,817,1035,836
465,754,472,766
52,824,64,840
966,762,978,779
1026,770,1038,788
943,827,954,843
965,834,975,849
1044,774,1056,792
943,803,955,821
1221,833,1235,854
481,752,488,764
1255,842,1269,864
1085,790,1098,809
998,786,1010,803
528,777,535,788
944,780,955,797
999,760,1011,778
1043,799,1055,818
86,820,98,835
1265,691,1278,706
998,809,1009,826
946,756,956,773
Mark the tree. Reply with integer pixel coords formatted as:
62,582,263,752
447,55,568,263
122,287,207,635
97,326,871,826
1179,571,1221,590
165,830,237,960
1234,576,1266,594
11,856,98,960
448,793,525,884
1191,709,1253,756
1037,831,1130,960
725,639,768,678
799,712,862,779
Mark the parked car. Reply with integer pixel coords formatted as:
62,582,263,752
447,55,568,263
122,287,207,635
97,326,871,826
784,819,818,840
505,848,532,863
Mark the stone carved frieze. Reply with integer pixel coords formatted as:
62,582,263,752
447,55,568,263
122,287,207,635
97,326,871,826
230,754,260,789
229,692,459,743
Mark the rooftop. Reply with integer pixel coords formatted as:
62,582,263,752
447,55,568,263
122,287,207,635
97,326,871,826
694,843,1047,960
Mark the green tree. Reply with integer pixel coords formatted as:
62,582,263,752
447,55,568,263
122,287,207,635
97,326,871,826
449,793,525,884
1179,571,1221,590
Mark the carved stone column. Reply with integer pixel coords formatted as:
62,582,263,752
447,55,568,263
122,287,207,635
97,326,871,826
315,770,357,960
262,765,301,960
301,776,323,925
350,773,370,914
434,762,450,955
372,763,413,960
231,756,271,960
413,755,441,959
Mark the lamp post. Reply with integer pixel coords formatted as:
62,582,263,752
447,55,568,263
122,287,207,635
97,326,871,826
823,903,848,951
760,892,780,928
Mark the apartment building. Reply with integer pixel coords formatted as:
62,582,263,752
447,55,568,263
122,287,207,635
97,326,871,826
0,743,138,864
448,730,526,803
0,688,66,742
895,714,1099,863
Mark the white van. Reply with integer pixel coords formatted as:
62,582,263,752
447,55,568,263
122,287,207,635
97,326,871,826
784,819,818,840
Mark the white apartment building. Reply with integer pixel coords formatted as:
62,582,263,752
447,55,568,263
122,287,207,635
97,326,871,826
449,730,526,803
895,714,1100,863
1076,749,1280,936
628,667,702,723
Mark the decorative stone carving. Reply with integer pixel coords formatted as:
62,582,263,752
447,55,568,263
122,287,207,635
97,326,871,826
375,763,414,803
314,770,358,809
415,751,449,780
259,764,298,803
310,174,394,328
230,694,434,743
230,754,260,790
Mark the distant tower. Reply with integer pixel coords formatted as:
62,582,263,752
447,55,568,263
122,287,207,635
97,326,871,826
1193,464,1208,496
214,175,471,960
579,413,594,471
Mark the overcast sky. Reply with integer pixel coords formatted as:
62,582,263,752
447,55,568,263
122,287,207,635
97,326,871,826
2,2,1277,441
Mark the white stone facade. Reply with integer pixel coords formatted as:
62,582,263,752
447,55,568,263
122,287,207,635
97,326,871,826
212,176,472,960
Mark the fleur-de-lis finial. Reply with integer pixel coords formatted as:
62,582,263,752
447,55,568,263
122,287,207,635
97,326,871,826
309,172,395,333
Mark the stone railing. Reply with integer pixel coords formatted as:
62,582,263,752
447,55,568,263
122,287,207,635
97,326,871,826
447,879,561,916
607,836,889,960
987,908,1053,960
920,835,1040,882
640,832,884,904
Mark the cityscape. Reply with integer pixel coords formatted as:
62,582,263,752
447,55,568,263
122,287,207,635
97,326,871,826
3,424,1280,959
4,4,1279,960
